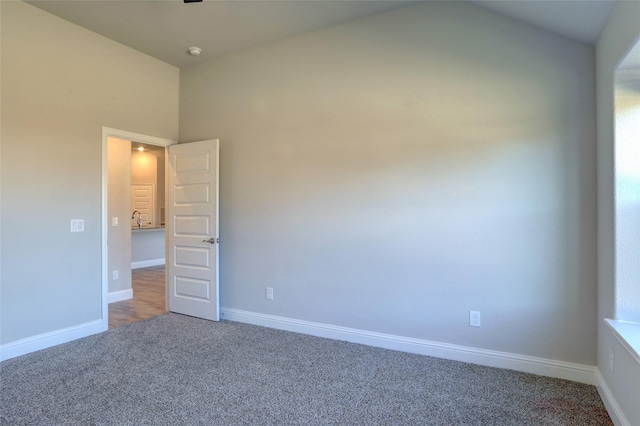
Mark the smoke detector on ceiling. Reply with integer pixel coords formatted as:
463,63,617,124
187,47,202,57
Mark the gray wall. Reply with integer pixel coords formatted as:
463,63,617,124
0,1,179,344
595,1,640,423
180,2,597,364
132,230,165,264
108,138,132,294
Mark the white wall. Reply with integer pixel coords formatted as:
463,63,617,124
0,1,179,344
181,2,597,365
596,1,640,424
108,137,132,294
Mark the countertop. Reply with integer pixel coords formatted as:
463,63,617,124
131,226,165,232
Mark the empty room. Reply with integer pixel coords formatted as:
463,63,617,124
1,0,639,424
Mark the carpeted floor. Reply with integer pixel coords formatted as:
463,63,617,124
1,313,612,425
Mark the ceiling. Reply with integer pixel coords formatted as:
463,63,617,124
27,0,618,69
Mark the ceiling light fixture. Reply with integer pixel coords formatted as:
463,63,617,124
183,0,202,3
138,147,144,152
187,47,202,57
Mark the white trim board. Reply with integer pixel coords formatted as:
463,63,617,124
0,320,103,362
108,289,133,304
132,258,165,270
596,368,631,426
221,308,596,385
605,318,640,365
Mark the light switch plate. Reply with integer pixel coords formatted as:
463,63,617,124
70,219,84,232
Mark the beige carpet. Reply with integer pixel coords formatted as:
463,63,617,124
1,313,612,425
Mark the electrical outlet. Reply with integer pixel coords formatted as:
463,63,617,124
266,287,274,300
609,348,614,373
113,270,119,280
112,217,119,227
469,310,481,327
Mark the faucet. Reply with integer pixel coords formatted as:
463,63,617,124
131,210,142,228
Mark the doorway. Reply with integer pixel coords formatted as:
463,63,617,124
109,141,166,328
130,142,166,269
101,127,175,331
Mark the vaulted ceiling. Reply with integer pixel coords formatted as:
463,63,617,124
27,0,617,69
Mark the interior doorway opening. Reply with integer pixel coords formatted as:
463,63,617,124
101,127,175,331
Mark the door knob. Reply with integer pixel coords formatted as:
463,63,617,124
202,237,218,244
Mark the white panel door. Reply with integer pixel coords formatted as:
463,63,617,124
131,183,154,227
167,140,219,321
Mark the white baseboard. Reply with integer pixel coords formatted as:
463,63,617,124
0,320,103,362
596,368,630,426
220,308,596,385
108,289,133,304
131,258,165,269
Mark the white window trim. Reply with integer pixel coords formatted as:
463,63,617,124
605,318,640,364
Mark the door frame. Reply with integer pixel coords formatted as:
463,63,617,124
101,127,176,331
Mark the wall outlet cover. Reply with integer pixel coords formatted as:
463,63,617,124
609,348,614,372
470,310,481,327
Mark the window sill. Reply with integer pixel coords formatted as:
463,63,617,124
605,318,640,364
